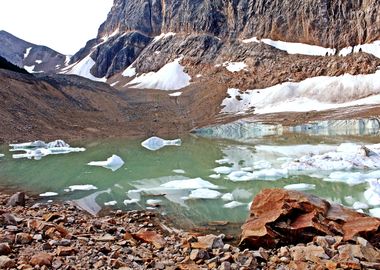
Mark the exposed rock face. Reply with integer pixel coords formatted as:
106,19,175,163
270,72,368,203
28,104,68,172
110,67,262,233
0,30,67,74
240,189,380,249
70,0,380,82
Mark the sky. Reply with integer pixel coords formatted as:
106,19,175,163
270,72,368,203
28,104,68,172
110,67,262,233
0,0,114,55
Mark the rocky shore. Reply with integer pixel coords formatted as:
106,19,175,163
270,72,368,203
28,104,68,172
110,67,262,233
0,189,378,269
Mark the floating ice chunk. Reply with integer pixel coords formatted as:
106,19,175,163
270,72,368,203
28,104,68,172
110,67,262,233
232,188,252,200
344,196,355,205
87,155,124,172
213,166,233,174
146,199,162,206
369,208,380,218
209,174,221,179
221,193,234,201
252,168,288,180
187,188,221,199
12,148,52,160
10,140,47,149
0,154,4,158
253,160,272,170
228,171,255,181
284,183,316,191
324,171,370,186
123,199,139,205
223,201,245,208
160,178,218,190
172,169,186,174
141,136,182,151
215,158,230,164
352,201,369,210
104,201,117,206
47,140,69,148
364,189,380,206
39,192,58,197
68,185,98,192
169,92,182,97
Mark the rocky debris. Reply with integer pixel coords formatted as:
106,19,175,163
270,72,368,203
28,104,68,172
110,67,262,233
0,191,378,269
241,188,380,249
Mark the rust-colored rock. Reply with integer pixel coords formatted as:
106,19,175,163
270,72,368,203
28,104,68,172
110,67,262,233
56,246,77,256
30,252,53,267
240,189,380,249
134,230,166,249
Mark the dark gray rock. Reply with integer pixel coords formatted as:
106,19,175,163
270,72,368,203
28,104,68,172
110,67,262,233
6,192,25,207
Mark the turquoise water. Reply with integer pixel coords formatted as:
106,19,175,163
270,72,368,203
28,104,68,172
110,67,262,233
0,134,376,230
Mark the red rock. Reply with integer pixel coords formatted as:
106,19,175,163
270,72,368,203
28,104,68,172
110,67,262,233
30,252,53,267
134,230,166,249
240,189,380,249
56,246,77,256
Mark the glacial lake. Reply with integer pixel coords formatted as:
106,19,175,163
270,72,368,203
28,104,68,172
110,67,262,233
0,126,379,231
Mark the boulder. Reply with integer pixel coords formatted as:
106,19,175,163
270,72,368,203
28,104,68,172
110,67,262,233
240,189,380,249
6,192,25,207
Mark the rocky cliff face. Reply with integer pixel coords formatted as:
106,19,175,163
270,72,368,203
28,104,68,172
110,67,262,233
69,0,380,83
0,30,67,74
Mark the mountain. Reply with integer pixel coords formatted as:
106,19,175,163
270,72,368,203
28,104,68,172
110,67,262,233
0,30,68,74
67,0,380,91
0,55,28,74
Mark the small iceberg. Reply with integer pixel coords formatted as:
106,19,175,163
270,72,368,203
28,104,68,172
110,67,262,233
172,169,186,174
39,192,59,197
369,208,380,218
213,166,233,174
221,193,234,201
223,201,245,208
124,198,139,206
141,136,181,151
87,155,124,172
209,174,221,179
160,178,219,190
352,201,369,210
0,154,4,158
146,199,162,206
67,185,98,192
187,188,221,199
283,183,316,191
104,201,117,206
10,139,85,160
364,179,380,206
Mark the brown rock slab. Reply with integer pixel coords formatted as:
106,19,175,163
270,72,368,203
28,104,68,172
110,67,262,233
0,255,15,269
240,189,380,249
56,246,77,256
134,230,166,249
30,252,53,267
0,243,11,255
190,234,224,249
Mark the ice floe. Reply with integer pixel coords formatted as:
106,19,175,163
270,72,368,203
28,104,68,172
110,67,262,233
72,189,110,216
146,199,162,206
123,199,139,206
223,201,245,208
221,193,234,201
213,166,233,174
352,201,369,210
127,58,191,90
10,140,85,160
369,208,380,218
231,189,252,200
141,136,181,151
364,179,380,206
160,178,218,190
221,70,380,114
0,154,4,158
67,185,98,192
172,169,186,174
209,174,221,179
104,201,117,206
87,155,124,172
283,183,316,191
39,192,58,197
187,188,221,200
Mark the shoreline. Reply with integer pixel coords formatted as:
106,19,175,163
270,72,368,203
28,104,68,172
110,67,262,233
0,191,378,269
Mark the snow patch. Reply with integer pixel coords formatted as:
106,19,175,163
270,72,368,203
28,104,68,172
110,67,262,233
221,70,380,114
24,65,35,73
24,47,32,58
153,32,176,43
223,61,248,72
169,92,182,97
122,66,136,77
104,201,117,206
127,58,191,90
110,81,119,87
35,60,42,64
65,55,106,82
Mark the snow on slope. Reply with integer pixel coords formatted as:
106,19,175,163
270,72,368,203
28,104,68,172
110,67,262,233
63,55,106,82
24,47,32,58
221,71,380,114
127,58,191,90
243,37,380,58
